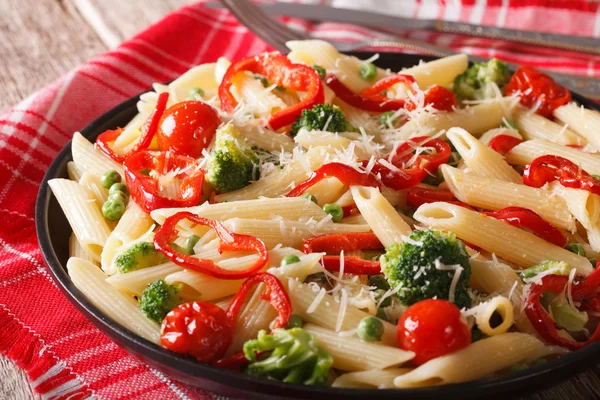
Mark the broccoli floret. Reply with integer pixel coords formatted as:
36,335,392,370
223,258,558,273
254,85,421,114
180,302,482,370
453,58,511,101
381,229,472,309
290,104,349,137
115,242,165,274
243,328,332,385
206,124,259,193
139,279,182,323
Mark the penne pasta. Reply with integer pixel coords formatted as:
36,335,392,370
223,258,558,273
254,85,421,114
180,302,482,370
514,108,584,145
553,102,600,147
71,131,123,177
332,368,411,389
400,54,468,89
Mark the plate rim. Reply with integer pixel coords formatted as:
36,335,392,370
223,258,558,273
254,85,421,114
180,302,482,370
35,52,600,399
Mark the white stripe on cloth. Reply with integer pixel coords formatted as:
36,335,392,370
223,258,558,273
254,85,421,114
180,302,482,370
469,0,487,25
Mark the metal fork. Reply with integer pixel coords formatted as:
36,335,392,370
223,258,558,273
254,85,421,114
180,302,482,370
219,0,600,98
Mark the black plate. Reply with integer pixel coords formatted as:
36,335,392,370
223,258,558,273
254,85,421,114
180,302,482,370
36,52,600,399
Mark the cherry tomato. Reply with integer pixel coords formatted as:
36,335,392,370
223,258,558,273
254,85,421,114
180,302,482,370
405,85,457,112
488,135,523,155
505,66,571,117
156,101,220,158
160,301,233,363
397,299,471,365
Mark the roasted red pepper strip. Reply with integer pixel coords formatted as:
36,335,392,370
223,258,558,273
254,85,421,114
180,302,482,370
407,187,456,208
154,212,268,280
505,66,571,118
371,136,451,190
123,150,205,213
325,74,414,112
226,273,291,329
303,233,383,275
483,206,567,247
303,232,383,254
525,270,600,350
523,155,600,196
405,85,457,113
286,162,379,197
488,135,523,155
96,92,169,162
218,52,323,131
213,351,251,370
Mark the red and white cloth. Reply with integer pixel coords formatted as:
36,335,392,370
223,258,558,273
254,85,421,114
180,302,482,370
0,1,598,398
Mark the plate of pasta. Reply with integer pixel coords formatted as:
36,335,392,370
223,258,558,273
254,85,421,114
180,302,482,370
37,40,600,399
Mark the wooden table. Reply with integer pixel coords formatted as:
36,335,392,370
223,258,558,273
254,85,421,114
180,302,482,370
1,0,600,399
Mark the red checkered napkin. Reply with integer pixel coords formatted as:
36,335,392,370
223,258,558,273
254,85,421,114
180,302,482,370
0,1,598,398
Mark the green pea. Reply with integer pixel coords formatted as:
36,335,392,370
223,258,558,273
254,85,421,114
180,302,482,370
357,316,384,342
301,193,318,204
378,111,396,127
359,63,377,81
323,203,343,222
285,314,304,329
375,289,391,307
565,242,586,257
312,64,326,80
189,87,205,98
593,174,600,182
102,199,125,221
101,170,122,189
368,275,389,291
109,182,130,197
107,190,128,205
281,254,301,266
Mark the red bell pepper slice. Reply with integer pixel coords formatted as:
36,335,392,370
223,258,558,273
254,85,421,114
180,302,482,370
483,206,567,248
405,85,458,113
286,162,379,198
325,74,414,112
407,187,456,208
226,272,291,329
123,150,205,213
505,66,571,118
371,136,451,190
525,268,600,350
523,155,600,196
154,212,268,280
488,135,523,155
303,232,383,275
96,92,169,162
218,52,324,131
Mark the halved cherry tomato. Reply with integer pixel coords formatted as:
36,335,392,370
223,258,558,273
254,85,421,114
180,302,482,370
397,299,471,365
156,100,220,158
161,302,233,363
505,66,571,117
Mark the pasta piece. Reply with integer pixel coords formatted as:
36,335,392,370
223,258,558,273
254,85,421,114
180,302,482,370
550,183,600,252
215,57,231,85
294,129,369,157
106,262,183,296
168,63,217,103
71,132,123,177
287,279,398,346
101,202,155,274
48,179,111,262
473,296,514,337
332,368,411,389
305,177,347,206
553,103,600,147
446,128,521,183
441,165,575,231
231,72,287,117
303,324,414,372
164,247,298,302
112,111,149,151
222,218,371,249
78,172,109,209
67,161,82,182
67,257,160,344
400,54,468,88
478,127,522,146
350,186,411,247
69,233,96,264
151,197,328,237
227,252,322,353
393,333,560,388
215,147,332,202
233,122,295,153
413,202,592,274
286,40,388,93
335,101,381,135
514,108,584,145
505,139,600,175
397,98,517,139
